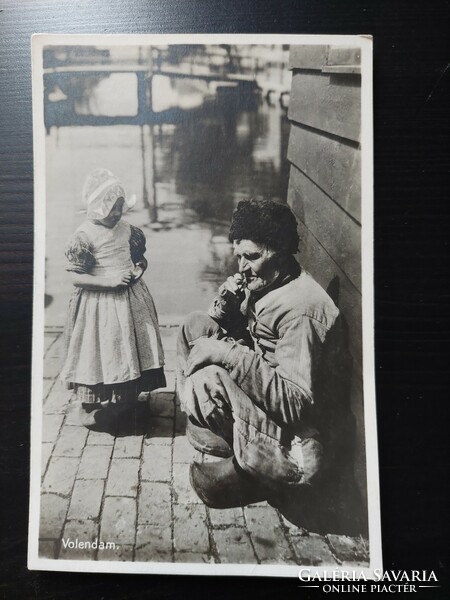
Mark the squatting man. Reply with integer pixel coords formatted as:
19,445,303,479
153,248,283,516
177,198,342,511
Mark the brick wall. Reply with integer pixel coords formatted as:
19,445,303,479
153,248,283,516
287,45,366,529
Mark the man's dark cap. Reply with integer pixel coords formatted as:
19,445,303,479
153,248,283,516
228,198,300,255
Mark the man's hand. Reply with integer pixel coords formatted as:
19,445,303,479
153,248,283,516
184,338,230,377
218,273,246,298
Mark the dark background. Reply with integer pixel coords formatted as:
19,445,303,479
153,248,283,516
0,1,448,598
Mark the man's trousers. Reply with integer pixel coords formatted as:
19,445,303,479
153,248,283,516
176,311,324,490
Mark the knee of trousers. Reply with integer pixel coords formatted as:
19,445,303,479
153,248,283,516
179,311,221,344
190,364,230,389
186,365,232,422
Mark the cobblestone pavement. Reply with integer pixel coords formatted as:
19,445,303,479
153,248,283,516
39,326,369,567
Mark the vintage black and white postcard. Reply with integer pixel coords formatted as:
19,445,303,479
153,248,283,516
28,33,380,577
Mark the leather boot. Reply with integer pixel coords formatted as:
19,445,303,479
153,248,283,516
186,418,233,458
189,456,269,508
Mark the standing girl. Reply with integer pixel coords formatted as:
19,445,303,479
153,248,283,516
60,168,165,432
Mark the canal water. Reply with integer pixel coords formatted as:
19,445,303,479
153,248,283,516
44,81,291,327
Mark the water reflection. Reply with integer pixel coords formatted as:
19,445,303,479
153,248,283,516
152,99,291,287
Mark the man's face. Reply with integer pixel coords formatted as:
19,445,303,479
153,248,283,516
233,239,281,293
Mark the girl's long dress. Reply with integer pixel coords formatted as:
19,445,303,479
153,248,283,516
60,220,165,389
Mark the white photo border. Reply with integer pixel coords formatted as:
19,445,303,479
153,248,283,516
28,32,379,578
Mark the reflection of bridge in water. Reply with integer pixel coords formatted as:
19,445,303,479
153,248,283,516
43,60,291,131
44,52,290,131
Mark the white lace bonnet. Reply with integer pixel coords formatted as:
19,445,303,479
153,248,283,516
82,168,136,220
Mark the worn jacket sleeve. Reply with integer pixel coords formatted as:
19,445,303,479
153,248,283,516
223,314,327,426
207,292,248,339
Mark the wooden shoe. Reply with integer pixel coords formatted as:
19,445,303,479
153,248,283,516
189,457,268,508
186,418,233,458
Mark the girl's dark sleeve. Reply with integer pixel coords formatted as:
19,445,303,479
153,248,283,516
129,225,147,264
65,232,96,274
